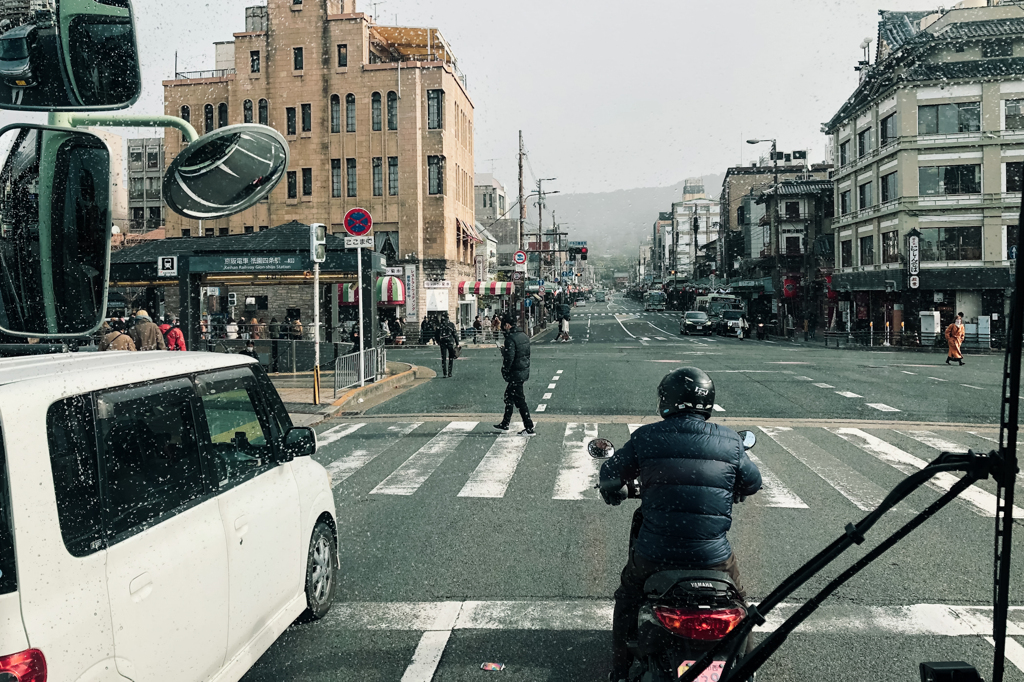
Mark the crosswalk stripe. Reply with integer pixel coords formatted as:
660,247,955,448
553,423,600,500
713,404,726,412
747,452,808,508
627,424,643,434
896,430,966,453
836,391,863,398
319,422,366,445
458,423,528,498
760,426,887,511
371,422,478,495
325,422,422,487
830,428,1024,518
867,403,901,412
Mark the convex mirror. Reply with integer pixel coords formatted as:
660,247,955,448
738,430,757,450
164,124,289,219
0,0,141,111
0,125,110,338
588,438,616,459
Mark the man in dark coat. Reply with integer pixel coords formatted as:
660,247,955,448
599,367,762,681
434,312,460,378
494,313,534,435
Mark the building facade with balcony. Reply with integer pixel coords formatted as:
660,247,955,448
161,0,477,323
825,3,1024,337
127,138,165,234
669,179,720,279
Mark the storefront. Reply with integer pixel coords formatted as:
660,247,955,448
457,281,516,327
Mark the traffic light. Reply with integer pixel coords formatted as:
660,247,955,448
311,222,327,263
580,247,588,261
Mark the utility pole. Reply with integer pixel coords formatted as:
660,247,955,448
518,131,525,250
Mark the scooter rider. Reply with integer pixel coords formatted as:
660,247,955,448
599,367,762,681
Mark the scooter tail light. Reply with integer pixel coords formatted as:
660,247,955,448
0,648,46,682
653,607,746,641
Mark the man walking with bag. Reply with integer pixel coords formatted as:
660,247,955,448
494,313,535,436
435,311,460,378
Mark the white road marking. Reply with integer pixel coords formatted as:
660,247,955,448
867,403,901,412
543,393,553,399
318,422,366,445
398,602,463,682
929,376,949,382
614,315,637,338
902,371,917,375
552,376,561,381
713,404,726,412
794,376,813,381
557,370,563,374
747,452,808,508
961,384,984,390
640,337,651,341
813,383,835,389
458,423,528,498
536,404,547,412
831,428,1024,518
325,422,422,486
759,426,886,511
895,430,966,453
371,422,477,495
548,383,557,389
835,391,863,398
553,423,600,500
627,424,643,434
985,636,1024,674
655,337,667,341
968,431,999,443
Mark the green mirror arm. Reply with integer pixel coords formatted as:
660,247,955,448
51,114,200,145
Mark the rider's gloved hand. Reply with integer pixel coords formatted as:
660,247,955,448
600,479,627,506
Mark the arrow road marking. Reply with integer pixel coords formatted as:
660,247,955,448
553,423,600,500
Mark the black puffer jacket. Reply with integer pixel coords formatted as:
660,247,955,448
600,413,761,566
501,327,531,383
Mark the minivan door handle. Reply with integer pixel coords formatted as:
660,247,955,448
234,515,249,536
129,573,153,603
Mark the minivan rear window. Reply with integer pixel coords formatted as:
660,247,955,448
0,428,15,594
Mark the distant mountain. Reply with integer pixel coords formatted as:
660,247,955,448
540,173,725,257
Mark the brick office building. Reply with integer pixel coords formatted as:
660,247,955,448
161,0,477,324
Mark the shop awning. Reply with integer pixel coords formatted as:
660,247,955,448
339,276,406,306
458,281,515,295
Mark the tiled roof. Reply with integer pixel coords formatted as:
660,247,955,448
756,181,834,203
905,56,1024,82
935,17,1024,39
877,10,932,54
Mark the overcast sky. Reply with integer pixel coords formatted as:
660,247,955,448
4,0,939,194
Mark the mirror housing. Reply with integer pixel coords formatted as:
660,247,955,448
0,0,141,111
164,124,289,219
0,124,111,338
738,430,757,450
588,438,616,460
282,426,316,461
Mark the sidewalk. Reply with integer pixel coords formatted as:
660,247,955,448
759,332,1003,355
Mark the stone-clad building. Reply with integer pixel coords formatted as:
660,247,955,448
825,1,1024,338
162,0,476,322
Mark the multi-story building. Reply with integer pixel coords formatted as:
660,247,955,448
127,138,165,234
670,179,720,279
825,1,1024,337
474,174,519,268
162,0,476,323
651,211,672,279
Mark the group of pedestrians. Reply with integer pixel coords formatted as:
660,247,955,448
99,310,185,352
200,316,305,341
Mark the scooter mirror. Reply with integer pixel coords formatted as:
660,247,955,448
0,0,141,111
0,124,111,338
163,124,289,220
738,430,757,450
588,438,615,459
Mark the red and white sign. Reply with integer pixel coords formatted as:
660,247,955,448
513,250,527,265
343,207,373,236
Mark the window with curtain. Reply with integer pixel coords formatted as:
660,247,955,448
920,226,982,261
250,50,260,73
880,113,897,146
918,102,980,135
881,172,898,203
218,102,228,128
243,99,253,124
258,99,268,125
346,94,356,132
330,94,340,133
372,157,383,196
882,230,900,263
388,156,398,195
859,235,874,265
372,92,382,131
857,128,872,158
858,181,873,210
1007,99,1024,129
387,91,398,130
204,103,214,133
337,44,347,67
347,158,357,197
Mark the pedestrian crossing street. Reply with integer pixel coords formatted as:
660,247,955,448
317,419,1021,519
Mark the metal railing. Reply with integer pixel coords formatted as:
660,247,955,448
174,69,236,80
822,329,1004,350
334,347,387,397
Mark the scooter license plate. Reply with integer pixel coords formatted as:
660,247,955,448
678,660,725,681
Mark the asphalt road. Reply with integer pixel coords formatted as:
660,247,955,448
242,294,1024,682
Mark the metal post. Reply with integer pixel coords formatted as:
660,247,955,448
357,246,366,386
313,261,321,404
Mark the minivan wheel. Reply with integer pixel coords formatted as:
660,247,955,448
299,521,336,622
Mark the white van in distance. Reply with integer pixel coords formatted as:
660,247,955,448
0,352,337,682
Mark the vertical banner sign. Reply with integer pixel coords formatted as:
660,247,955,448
404,265,418,322
475,254,486,282
908,234,920,289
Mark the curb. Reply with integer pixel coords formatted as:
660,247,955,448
330,364,429,410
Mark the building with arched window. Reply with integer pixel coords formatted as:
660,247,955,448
162,0,476,323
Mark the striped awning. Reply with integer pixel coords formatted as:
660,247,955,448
338,276,406,306
458,281,515,295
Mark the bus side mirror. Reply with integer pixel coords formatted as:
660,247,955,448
0,125,111,338
0,0,141,111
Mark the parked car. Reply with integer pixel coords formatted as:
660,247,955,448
680,310,712,336
0,353,337,682
717,309,745,336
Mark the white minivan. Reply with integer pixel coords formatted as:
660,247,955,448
0,352,338,682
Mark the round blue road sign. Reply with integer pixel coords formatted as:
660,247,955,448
344,207,373,236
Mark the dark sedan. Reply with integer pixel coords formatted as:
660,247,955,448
680,311,712,336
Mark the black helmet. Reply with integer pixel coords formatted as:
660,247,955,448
658,367,715,419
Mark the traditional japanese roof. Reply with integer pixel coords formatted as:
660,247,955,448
756,181,834,204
